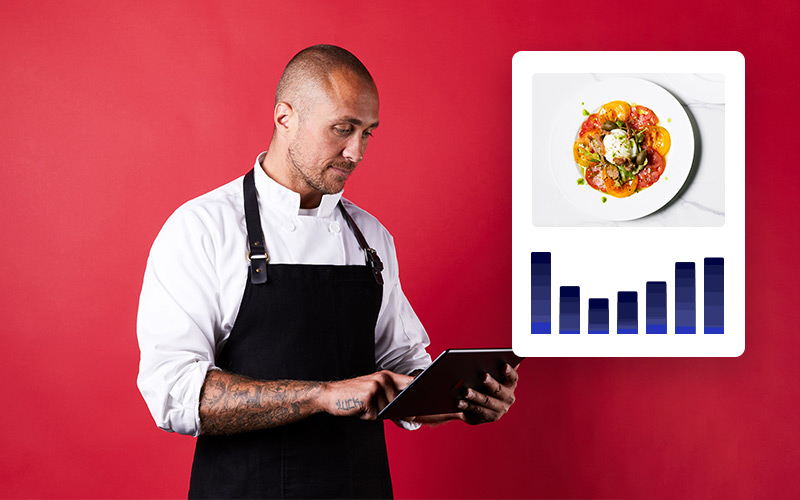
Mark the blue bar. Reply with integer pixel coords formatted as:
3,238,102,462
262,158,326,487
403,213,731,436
617,291,638,334
704,258,724,334
531,252,551,334
646,282,667,334
675,262,696,334
559,286,580,334
588,298,609,334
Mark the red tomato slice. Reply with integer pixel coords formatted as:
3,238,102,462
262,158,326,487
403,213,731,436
637,149,666,189
629,105,659,130
580,113,602,136
584,163,606,192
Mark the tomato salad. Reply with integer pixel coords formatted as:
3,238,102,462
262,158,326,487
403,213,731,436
573,100,671,198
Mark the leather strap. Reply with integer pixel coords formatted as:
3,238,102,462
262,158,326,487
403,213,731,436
243,169,268,284
243,167,384,286
338,201,384,286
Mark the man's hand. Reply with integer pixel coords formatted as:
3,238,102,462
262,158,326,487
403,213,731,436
322,370,414,420
456,363,519,425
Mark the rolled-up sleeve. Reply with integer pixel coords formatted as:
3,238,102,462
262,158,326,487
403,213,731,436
373,233,432,376
136,207,221,437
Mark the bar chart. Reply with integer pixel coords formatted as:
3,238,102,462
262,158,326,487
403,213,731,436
531,252,725,336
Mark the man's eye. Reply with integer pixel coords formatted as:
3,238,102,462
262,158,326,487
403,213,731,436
335,127,351,135
362,130,374,138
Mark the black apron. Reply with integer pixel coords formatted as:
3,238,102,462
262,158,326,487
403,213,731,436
188,169,392,499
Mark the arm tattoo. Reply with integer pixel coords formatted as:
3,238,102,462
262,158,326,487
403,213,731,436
335,398,364,411
199,370,322,435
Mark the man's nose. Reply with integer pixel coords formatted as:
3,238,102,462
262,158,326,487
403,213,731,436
342,135,367,163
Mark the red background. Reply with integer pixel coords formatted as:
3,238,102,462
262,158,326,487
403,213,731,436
2,1,799,498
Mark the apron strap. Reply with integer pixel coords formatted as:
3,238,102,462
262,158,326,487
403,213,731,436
338,202,384,286
244,169,269,284
243,168,384,286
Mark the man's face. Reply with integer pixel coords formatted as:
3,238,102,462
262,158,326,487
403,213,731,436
286,71,380,197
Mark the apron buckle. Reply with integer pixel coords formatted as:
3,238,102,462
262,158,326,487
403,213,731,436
247,251,269,284
366,248,384,285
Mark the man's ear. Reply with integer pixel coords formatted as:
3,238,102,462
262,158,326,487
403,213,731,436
274,101,294,135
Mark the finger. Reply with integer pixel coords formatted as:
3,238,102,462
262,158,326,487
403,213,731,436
368,379,392,419
385,371,414,392
501,363,520,387
479,373,515,404
457,398,500,423
481,372,505,395
463,387,507,413
375,385,390,413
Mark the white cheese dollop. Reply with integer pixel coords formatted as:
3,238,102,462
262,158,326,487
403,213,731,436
603,129,637,163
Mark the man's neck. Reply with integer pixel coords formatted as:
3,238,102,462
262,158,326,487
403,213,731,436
260,147,323,209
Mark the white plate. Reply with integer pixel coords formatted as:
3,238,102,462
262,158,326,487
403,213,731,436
548,77,695,221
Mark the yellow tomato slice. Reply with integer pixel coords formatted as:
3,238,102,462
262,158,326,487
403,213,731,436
573,129,604,168
598,101,631,123
643,125,671,157
603,169,638,198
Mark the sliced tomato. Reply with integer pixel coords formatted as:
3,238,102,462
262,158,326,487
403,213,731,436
603,172,638,198
580,113,602,136
584,163,606,192
637,149,666,189
573,128,604,168
598,101,631,123
642,125,671,157
629,105,659,129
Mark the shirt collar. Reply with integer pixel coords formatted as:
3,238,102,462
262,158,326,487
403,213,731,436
253,152,344,218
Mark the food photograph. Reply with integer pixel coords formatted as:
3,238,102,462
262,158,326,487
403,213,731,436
532,73,724,226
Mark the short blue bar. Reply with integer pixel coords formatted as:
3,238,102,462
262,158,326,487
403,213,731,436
646,281,667,334
588,298,609,334
617,291,638,334
559,286,580,334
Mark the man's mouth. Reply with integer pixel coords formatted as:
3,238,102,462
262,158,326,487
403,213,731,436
328,163,355,176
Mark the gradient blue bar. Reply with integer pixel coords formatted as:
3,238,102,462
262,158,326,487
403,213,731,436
559,286,580,334
646,282,667,334
531,252,551,334
675,262,696,334
617,291,638,334
704,258,724,334
588,298,609,334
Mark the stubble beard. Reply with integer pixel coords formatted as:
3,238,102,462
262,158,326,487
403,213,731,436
287,140,355,195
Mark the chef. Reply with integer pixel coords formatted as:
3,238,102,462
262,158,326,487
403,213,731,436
136,44,519,499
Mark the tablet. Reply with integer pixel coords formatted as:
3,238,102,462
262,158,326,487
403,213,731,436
378,348,523,420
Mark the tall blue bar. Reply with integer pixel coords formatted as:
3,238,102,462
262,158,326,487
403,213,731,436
675,262,696,334
531,252,551,334
704,258,724,334
646,282,667,334
617,292,638,334
588,298,609,334
559,286,580,334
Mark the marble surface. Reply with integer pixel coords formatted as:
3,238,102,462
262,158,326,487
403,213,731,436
531,73,725,227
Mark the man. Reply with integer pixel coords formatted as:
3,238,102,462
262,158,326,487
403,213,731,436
137,44,518,499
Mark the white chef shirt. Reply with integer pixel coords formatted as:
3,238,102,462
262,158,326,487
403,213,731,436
137,153,432,436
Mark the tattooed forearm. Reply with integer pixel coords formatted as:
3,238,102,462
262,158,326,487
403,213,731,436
198,370,324,435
